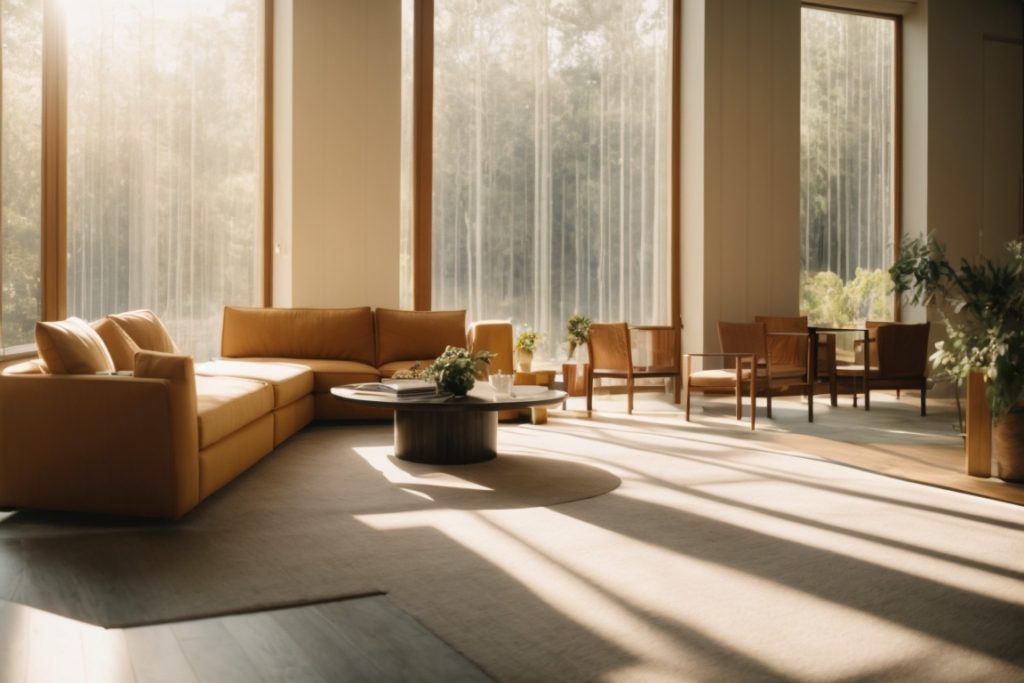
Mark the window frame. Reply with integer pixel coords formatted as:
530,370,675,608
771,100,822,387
409,0,682,335
1,0,274,361
801,2,904,321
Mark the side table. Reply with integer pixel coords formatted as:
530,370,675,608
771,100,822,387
514,369,557,424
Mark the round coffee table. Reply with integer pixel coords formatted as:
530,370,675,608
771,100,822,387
331,384,568,465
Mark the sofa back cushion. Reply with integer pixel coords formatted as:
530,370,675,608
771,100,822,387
375,308,467,366
34,317,116,374
221,306,376,364
108,309,179,354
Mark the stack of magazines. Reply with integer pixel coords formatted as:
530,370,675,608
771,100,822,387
350,379,444,399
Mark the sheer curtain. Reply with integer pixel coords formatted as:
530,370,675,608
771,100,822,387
424,0,671,360
0,0,43,353
65,0,264,361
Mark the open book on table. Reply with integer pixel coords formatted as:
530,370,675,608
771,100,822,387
350,379,440,397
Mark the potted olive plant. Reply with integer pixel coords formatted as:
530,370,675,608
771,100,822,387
890,235,1024,480
564,313,591,396
516,330,541,372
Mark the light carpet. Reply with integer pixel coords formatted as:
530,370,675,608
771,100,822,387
1,400,1023,681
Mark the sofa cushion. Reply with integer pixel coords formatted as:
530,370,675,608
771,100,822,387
375,308,466,366
34,317,116,375
232,357,380,393
195,375,274,449
91,318,141,371
221,306,376,365
194,360,313,409
108,310,179,354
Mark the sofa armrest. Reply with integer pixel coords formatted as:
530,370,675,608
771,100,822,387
0,365,200,519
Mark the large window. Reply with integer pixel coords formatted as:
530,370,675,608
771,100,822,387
800,7,897,326
415,0,672,359
0,0,43,354
64,0,265,361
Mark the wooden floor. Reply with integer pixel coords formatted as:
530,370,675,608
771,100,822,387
0,595,490,683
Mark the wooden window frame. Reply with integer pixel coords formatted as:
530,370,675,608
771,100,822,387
411,0,682,332
21,0,274,359
801,3,904,320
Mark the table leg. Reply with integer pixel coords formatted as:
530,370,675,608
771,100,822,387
863,329,871,411
394,409,498,464
808,330,817,423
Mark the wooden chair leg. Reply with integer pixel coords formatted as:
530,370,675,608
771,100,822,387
627,379,634,415
750,369,757,430
734,359,742,420
920,380,927,416
586,370,594,413
766,394,773,419
685,357,692,422
673,373,682,404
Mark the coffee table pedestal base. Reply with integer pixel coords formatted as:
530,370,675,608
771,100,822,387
394,409,498,465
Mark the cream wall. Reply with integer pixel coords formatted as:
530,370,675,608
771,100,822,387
926,0,1022,266
684,0,801,355
899,0,1022,329
275,0,402,309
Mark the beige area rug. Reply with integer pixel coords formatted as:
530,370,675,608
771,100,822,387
0,424,620,629
2,398,1024,681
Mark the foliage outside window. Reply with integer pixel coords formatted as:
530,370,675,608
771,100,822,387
64,0,264,361
418,0,672,360
0,0,43,355
800,7,896,327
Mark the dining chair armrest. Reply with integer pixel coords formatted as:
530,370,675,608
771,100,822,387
684,352,758,376
684,352,756,358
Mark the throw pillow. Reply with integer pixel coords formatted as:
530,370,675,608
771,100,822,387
34,317,116,374
91,318,141,371
107,309,179,354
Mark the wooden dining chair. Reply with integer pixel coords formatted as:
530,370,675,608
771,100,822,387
836,321,931,415
586,322,681,414
755,315,837,406
686,321,813,429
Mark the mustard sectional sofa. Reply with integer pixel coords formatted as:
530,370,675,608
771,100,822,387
0,307,471,519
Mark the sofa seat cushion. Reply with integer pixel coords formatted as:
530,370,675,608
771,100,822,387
195,375,274,449
230,357,380,393
195,360,313,409
378,360,436,379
